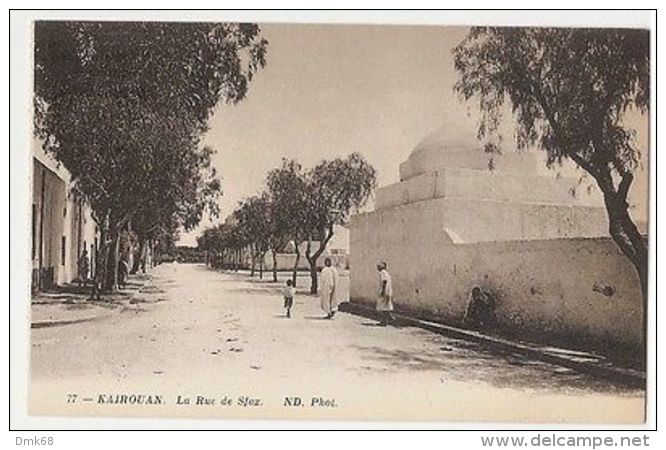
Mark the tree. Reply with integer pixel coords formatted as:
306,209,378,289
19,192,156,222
196,226,216,264
130,144,221,273
302,153,377,294
220,220,245,271
234,195,272,278
266,159,309,286
197,223,226,267
197,223,230,268
153,218,181,260
34,21,267,290
266,199,291,282
201,154,376,291
453,27,649,306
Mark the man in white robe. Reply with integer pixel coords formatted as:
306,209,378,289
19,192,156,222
376,261,394,326
319,257,339,319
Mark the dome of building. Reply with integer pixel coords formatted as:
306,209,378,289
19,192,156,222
411,119,481,157
399,116,539,181
400,116,486,181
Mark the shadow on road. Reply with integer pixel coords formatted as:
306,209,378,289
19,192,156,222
351,338,641,395
226,286,281,295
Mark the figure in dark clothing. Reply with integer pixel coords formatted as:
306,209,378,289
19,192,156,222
77,248,90,287
88,270,102,301
464,286,496,329
283,279,296,318
118,259,129,289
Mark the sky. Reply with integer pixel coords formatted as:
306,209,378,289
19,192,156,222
179,23,649,245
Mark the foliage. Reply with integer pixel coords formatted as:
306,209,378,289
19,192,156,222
132,144,222,242
198,153,377,292
302,153,377,293
453,26,649,300
266,159,309,283
34,21,267,289
305,152,377,235
234,194,273,261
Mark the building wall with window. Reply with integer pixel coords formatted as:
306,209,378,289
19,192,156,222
32,139,98,291
32,158,67,290
64,193,98,284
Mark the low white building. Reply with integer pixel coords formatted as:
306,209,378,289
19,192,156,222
350,122,643,351
263,225,350,271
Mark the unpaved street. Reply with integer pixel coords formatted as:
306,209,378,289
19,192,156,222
30,263,645,422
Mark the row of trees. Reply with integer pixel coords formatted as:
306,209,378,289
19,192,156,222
197,154,377,294
34,21,268,290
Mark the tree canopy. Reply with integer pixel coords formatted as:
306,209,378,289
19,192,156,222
34,21,267,289
199,153,377,293
301,153,377,293
454,26,649,301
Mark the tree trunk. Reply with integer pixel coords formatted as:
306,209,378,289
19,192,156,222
94,226,108,294
272,249,278,282
144,239,152,272
597,176,648,350
259,254,264,280
305,229,335,294
103,228,120,291
608,212,648,352
130,237,146,274
308,256,318,295
601,191,647,292
291,239,301,287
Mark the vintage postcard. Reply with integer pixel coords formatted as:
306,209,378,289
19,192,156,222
14,10,653,427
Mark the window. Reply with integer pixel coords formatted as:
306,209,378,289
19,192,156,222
61,236,66,266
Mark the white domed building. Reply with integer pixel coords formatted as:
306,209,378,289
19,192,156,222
375,123,608,243
349,123,643,352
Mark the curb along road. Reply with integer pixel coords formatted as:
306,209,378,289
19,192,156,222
339,302,646,389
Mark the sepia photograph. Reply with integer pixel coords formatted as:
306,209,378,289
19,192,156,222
10,10,655,429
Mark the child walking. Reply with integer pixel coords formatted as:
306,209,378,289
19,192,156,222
283,279,296,318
